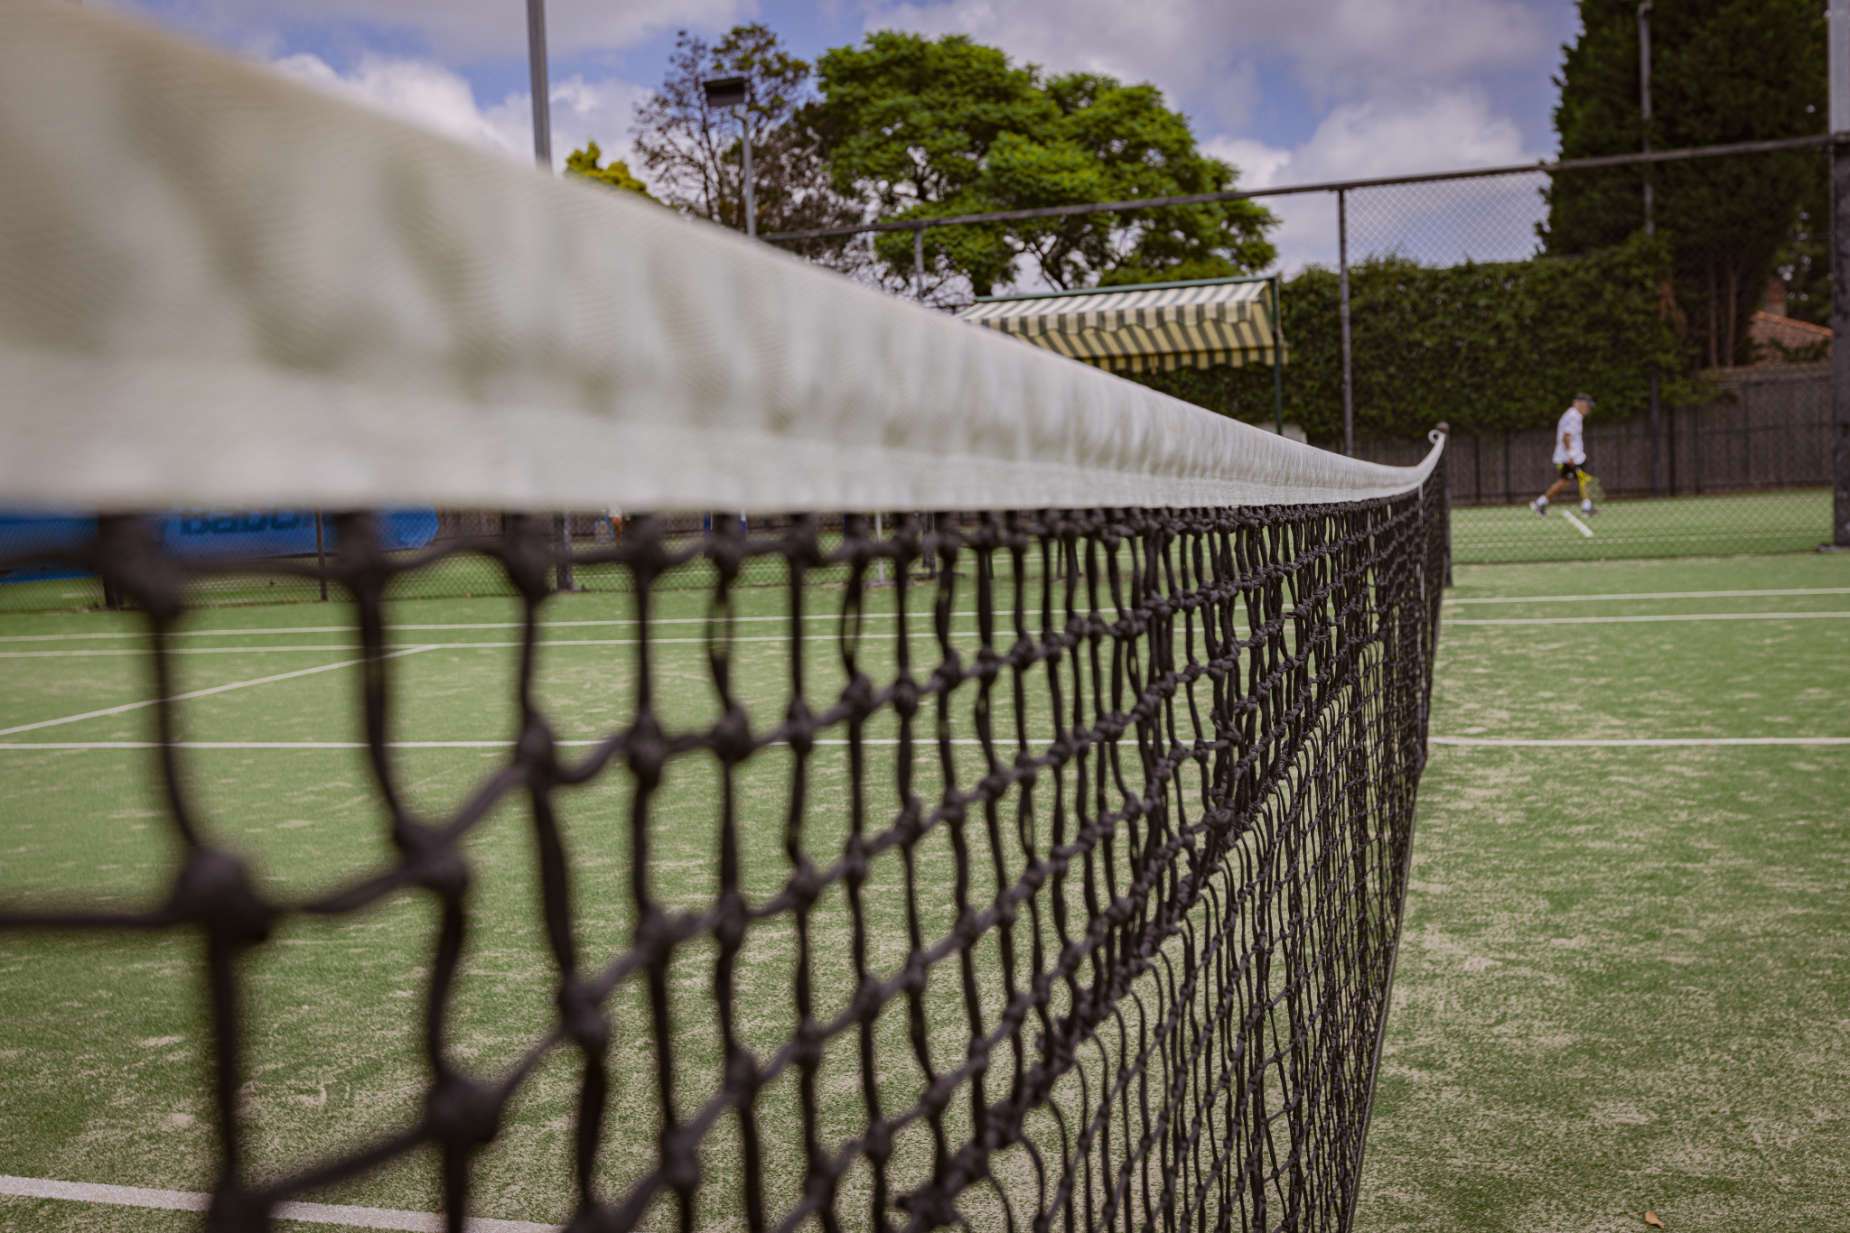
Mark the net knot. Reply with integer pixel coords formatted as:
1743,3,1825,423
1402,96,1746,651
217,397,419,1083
425,1073,501,1149
624,714,667,788
204,1186,268,1233
170,850,272,947
891,676,921,720
517,718,557,777
711,706,753,765
783,701,816,757
408,841,471,900
557,979,609,1054
660,1124,702,1192
840,673,876,721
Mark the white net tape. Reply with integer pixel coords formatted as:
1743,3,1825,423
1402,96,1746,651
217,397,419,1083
0,3,1442,514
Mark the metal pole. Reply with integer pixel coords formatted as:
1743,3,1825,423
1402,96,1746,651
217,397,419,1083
914,225,926,300
1269,273,1285,435
313,510,328,603
1338,188,1355,456
1832,0,1850,545
527,0,574,589
741,108,757,239
525,0,551,169
1640,1,1663,495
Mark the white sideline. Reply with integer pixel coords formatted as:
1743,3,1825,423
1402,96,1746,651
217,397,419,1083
4,585,1848,647
0,647,434,737
1447,586,1850,606
3,736,1848,754
0,610,924,645
1432,736,1850,748
4,608,1849,662
1449,611,1850,627
0,1174,554,1232
1559,510,1595,538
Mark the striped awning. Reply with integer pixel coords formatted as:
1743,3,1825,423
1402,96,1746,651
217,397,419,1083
957,278,1281,373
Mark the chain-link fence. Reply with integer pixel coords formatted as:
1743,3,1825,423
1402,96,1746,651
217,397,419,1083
6,140,1843,613
1332,147,1835,563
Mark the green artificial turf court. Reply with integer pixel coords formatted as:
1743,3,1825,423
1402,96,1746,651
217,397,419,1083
1450,488,1830,564
1,547,1846,1231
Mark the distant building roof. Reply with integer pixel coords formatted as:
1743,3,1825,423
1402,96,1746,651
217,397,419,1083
1749,310,1831,363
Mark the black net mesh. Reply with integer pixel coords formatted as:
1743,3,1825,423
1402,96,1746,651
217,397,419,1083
0,474,1446,1233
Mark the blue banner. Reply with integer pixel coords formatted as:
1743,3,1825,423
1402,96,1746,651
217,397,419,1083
0,510,440,585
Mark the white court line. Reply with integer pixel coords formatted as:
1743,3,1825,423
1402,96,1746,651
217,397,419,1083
1560,510,1595,538
1433,736,1850,748
1447,586,1850,606
6,735,1849,754
0,1174,554,1232
0,647,434,738
0,738,1010,751
0,608,964,645
8,608,1848,661
1449,611,1850,627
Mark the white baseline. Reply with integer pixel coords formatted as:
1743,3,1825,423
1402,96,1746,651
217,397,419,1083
0,1174,553,1232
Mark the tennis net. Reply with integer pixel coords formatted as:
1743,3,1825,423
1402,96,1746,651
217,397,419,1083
0,8,1449,1233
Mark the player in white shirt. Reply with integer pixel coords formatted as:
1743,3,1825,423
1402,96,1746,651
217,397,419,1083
1530,393,1597,516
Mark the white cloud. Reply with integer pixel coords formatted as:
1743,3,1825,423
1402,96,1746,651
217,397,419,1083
1205,90,1546,272
861,0,1552,126
137,0,751,60
270,54,650,174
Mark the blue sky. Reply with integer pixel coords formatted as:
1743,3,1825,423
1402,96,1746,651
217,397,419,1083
114,0,1585,272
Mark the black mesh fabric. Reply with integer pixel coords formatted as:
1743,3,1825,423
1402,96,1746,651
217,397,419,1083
0,474,1446,1233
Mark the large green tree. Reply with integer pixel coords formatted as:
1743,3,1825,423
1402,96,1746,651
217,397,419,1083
631,25,862,265
803,32,1275,299
564,141,652,198
1542,0,1825,367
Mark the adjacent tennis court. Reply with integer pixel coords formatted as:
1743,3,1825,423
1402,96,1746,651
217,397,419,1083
1,548,1844,1231
1451,488,1832,563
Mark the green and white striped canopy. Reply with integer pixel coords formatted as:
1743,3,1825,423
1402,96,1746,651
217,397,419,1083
957,277,1281,373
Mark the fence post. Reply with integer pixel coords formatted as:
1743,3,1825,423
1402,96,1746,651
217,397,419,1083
313,510,328,602
1831,0,1850,543
914,224,927,302
555,513,575,592
1339,188,1354,457
1269,273,1285,435
1501,429,1512,503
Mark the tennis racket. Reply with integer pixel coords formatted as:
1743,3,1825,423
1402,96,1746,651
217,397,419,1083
1577,470,1604,505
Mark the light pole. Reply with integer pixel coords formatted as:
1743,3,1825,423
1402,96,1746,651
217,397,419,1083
1639,0,1663,495
702,75,757,238
527,0,575,589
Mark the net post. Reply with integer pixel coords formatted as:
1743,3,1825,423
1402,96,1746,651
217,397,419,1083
313,510,328,602
913,225,926,301
1436,423,1454,588
1339,188,1354,456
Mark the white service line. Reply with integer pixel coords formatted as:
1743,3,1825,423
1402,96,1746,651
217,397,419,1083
8,735,1849,754
0,737,1017,752
1433,736,1850,748
0,608,976,645
1447,586,1850,606
1559,509,1595,538
0,1174,554,1232
0,647,435,738
1449,610,1850,627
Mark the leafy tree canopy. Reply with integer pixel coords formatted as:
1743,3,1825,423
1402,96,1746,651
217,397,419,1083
564,142,652,198
630,23,862,262
1543,0,1825,366
804,32,1275,299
